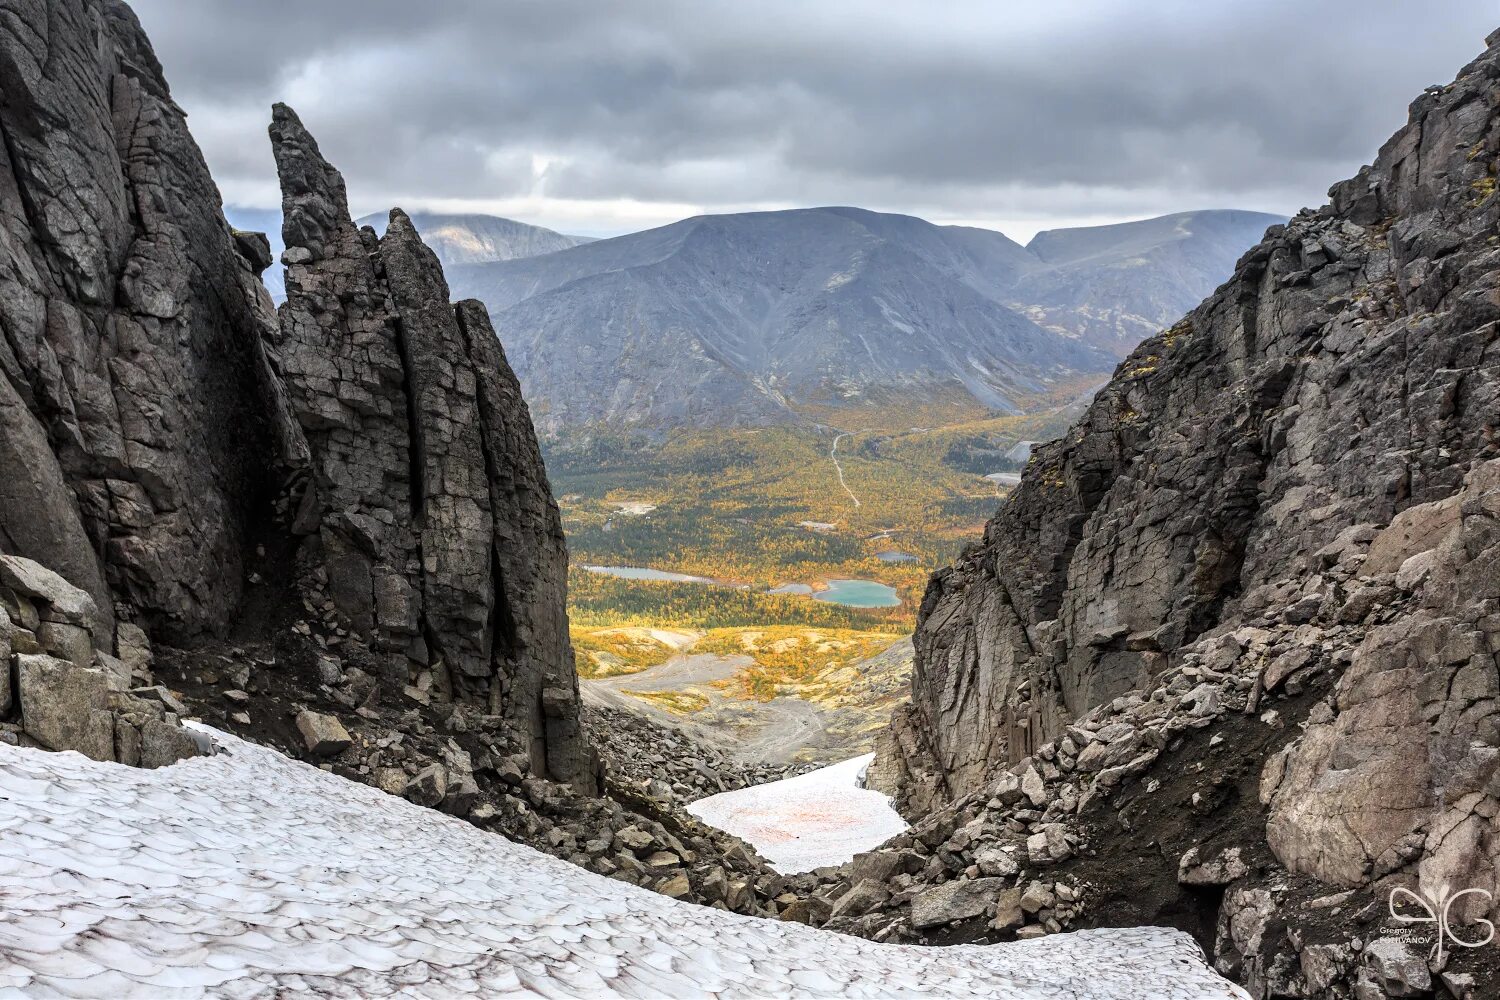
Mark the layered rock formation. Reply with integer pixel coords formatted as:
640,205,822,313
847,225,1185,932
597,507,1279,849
0,0,283,641
266,106,590,788
0,0,592,791
869,26,1500,999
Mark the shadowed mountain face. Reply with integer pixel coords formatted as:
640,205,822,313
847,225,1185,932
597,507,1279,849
445,207,1280,439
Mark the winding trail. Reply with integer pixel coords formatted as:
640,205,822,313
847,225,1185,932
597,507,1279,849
831,432,861,508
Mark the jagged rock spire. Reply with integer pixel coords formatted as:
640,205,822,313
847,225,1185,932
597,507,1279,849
267,107,595,792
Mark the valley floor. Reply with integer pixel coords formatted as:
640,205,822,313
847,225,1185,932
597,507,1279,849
0,729,1247,999
578,632,914,766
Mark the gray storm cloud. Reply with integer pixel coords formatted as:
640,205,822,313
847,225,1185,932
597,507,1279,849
130,0,1498,237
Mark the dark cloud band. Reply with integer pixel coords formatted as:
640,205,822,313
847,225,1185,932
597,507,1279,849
131,0,1496,235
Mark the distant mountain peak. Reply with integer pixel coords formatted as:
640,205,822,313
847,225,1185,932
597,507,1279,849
223,207,594,302
440,205,1282,440
353,211,594,267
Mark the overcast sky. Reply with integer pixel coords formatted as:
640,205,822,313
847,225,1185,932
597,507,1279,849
131,1,1497,242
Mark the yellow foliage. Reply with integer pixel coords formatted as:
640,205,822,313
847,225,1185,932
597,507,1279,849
572,626,699,679
700,626,899,701
624,689,708,715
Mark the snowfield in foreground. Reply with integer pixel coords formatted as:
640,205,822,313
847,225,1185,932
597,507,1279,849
0,730,1247,999
688,753,909,872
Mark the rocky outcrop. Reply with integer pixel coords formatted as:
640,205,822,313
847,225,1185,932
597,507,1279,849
0,2,593,792
1,553,204,765
0,0,287,644
882,30,1500,815
872,26,1500,1000
266,106,593,791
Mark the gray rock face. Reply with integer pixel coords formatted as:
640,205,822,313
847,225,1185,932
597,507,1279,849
267,106,594,792
1264,459,1500,910
881,32,1500,816
0,0,289,643
0,3,594,793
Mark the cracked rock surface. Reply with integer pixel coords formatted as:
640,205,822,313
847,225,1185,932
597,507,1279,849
873,27,1500,1000
0,1,592,792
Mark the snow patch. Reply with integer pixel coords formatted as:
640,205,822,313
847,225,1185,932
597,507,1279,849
0,731,1246,998
688,753,910,873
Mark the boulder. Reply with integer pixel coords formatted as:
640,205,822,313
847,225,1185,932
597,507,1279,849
0,556,103,638
115,624,153,678
1019,762,1047,807
1360,937,1430,997
15,654,113,762
974,846,1020,877
830,879,891,921
1177,845,1249,886
989,887,1025,931
139,718,203,768
295,710,352,757
1026,824,1072,865
848,848,915,884
656,873,691,899
1019,880,1055,914
615,826,655,852
37,621,93,669
404,764,449,807
910,878,1007,929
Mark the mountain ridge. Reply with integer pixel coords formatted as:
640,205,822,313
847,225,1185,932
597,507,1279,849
224,207,592,301
447,206,1281,439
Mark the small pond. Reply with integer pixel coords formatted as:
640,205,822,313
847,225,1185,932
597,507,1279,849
813,579,901,608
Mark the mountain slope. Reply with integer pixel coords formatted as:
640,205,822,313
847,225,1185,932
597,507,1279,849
449,208,1115,437
1013,209,1284,355
353,210,594,265
448,207,1279,439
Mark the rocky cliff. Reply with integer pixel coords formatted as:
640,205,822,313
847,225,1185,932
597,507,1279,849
863,27,1500,999
0,0,824,926
0,0,591,790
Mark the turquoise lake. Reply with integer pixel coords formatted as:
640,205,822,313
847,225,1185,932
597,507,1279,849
813,579,901,607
